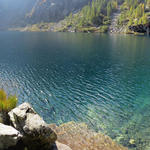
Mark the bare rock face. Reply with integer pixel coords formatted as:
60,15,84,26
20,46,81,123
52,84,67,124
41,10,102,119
8,103,57,150
0,123,22,150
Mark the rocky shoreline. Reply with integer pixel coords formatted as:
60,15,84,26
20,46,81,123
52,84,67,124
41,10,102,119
0,102,128,150
0,103,69,150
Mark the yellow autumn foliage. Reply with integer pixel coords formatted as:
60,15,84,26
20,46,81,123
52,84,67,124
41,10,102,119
0,89,18,112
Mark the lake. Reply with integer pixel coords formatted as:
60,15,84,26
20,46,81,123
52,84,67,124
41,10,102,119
0,31,150,149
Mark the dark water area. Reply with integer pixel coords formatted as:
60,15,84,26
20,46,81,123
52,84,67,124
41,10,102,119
0,31,150,149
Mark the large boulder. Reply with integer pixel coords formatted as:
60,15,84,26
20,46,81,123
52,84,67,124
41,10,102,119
0,123,22,150
8,103,57,150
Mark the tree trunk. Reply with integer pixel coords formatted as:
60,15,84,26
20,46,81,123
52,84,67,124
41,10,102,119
147,27,149,36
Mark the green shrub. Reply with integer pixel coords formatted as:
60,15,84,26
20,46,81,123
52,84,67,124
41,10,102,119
0,89,18,113
99,25,109,32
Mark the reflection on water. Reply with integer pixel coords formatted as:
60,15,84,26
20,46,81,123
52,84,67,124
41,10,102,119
0,32,150,149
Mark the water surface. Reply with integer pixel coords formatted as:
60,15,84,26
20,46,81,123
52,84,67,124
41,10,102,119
0,32,150,149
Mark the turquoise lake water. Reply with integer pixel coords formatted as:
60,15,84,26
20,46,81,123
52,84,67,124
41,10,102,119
0,31,150,149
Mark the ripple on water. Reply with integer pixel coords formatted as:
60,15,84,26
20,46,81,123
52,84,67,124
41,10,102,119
0,32,150,150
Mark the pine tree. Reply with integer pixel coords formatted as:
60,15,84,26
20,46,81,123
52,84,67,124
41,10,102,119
107,2,112,17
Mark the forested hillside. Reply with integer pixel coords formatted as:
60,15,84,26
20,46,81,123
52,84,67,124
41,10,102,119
52,0,123,32
15,0,123,32
55,0,150,33
118,0,150,26
0,0,150,33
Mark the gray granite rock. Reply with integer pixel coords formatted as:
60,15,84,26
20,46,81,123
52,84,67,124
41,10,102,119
0,123,22,150
8,102,57,150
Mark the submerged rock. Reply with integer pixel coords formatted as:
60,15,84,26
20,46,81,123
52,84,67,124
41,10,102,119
52,141,72,150
8,102,57,150
49,122,128,150
0,123,22,150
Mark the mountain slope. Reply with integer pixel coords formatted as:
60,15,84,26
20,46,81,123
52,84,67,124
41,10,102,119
0,0,89,29
16,0,120,32
51,0,150,33
1,0,150,33
0,0,36,29
26,0,90,23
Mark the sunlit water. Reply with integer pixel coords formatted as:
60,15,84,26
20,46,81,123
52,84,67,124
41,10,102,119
0,31,150,149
